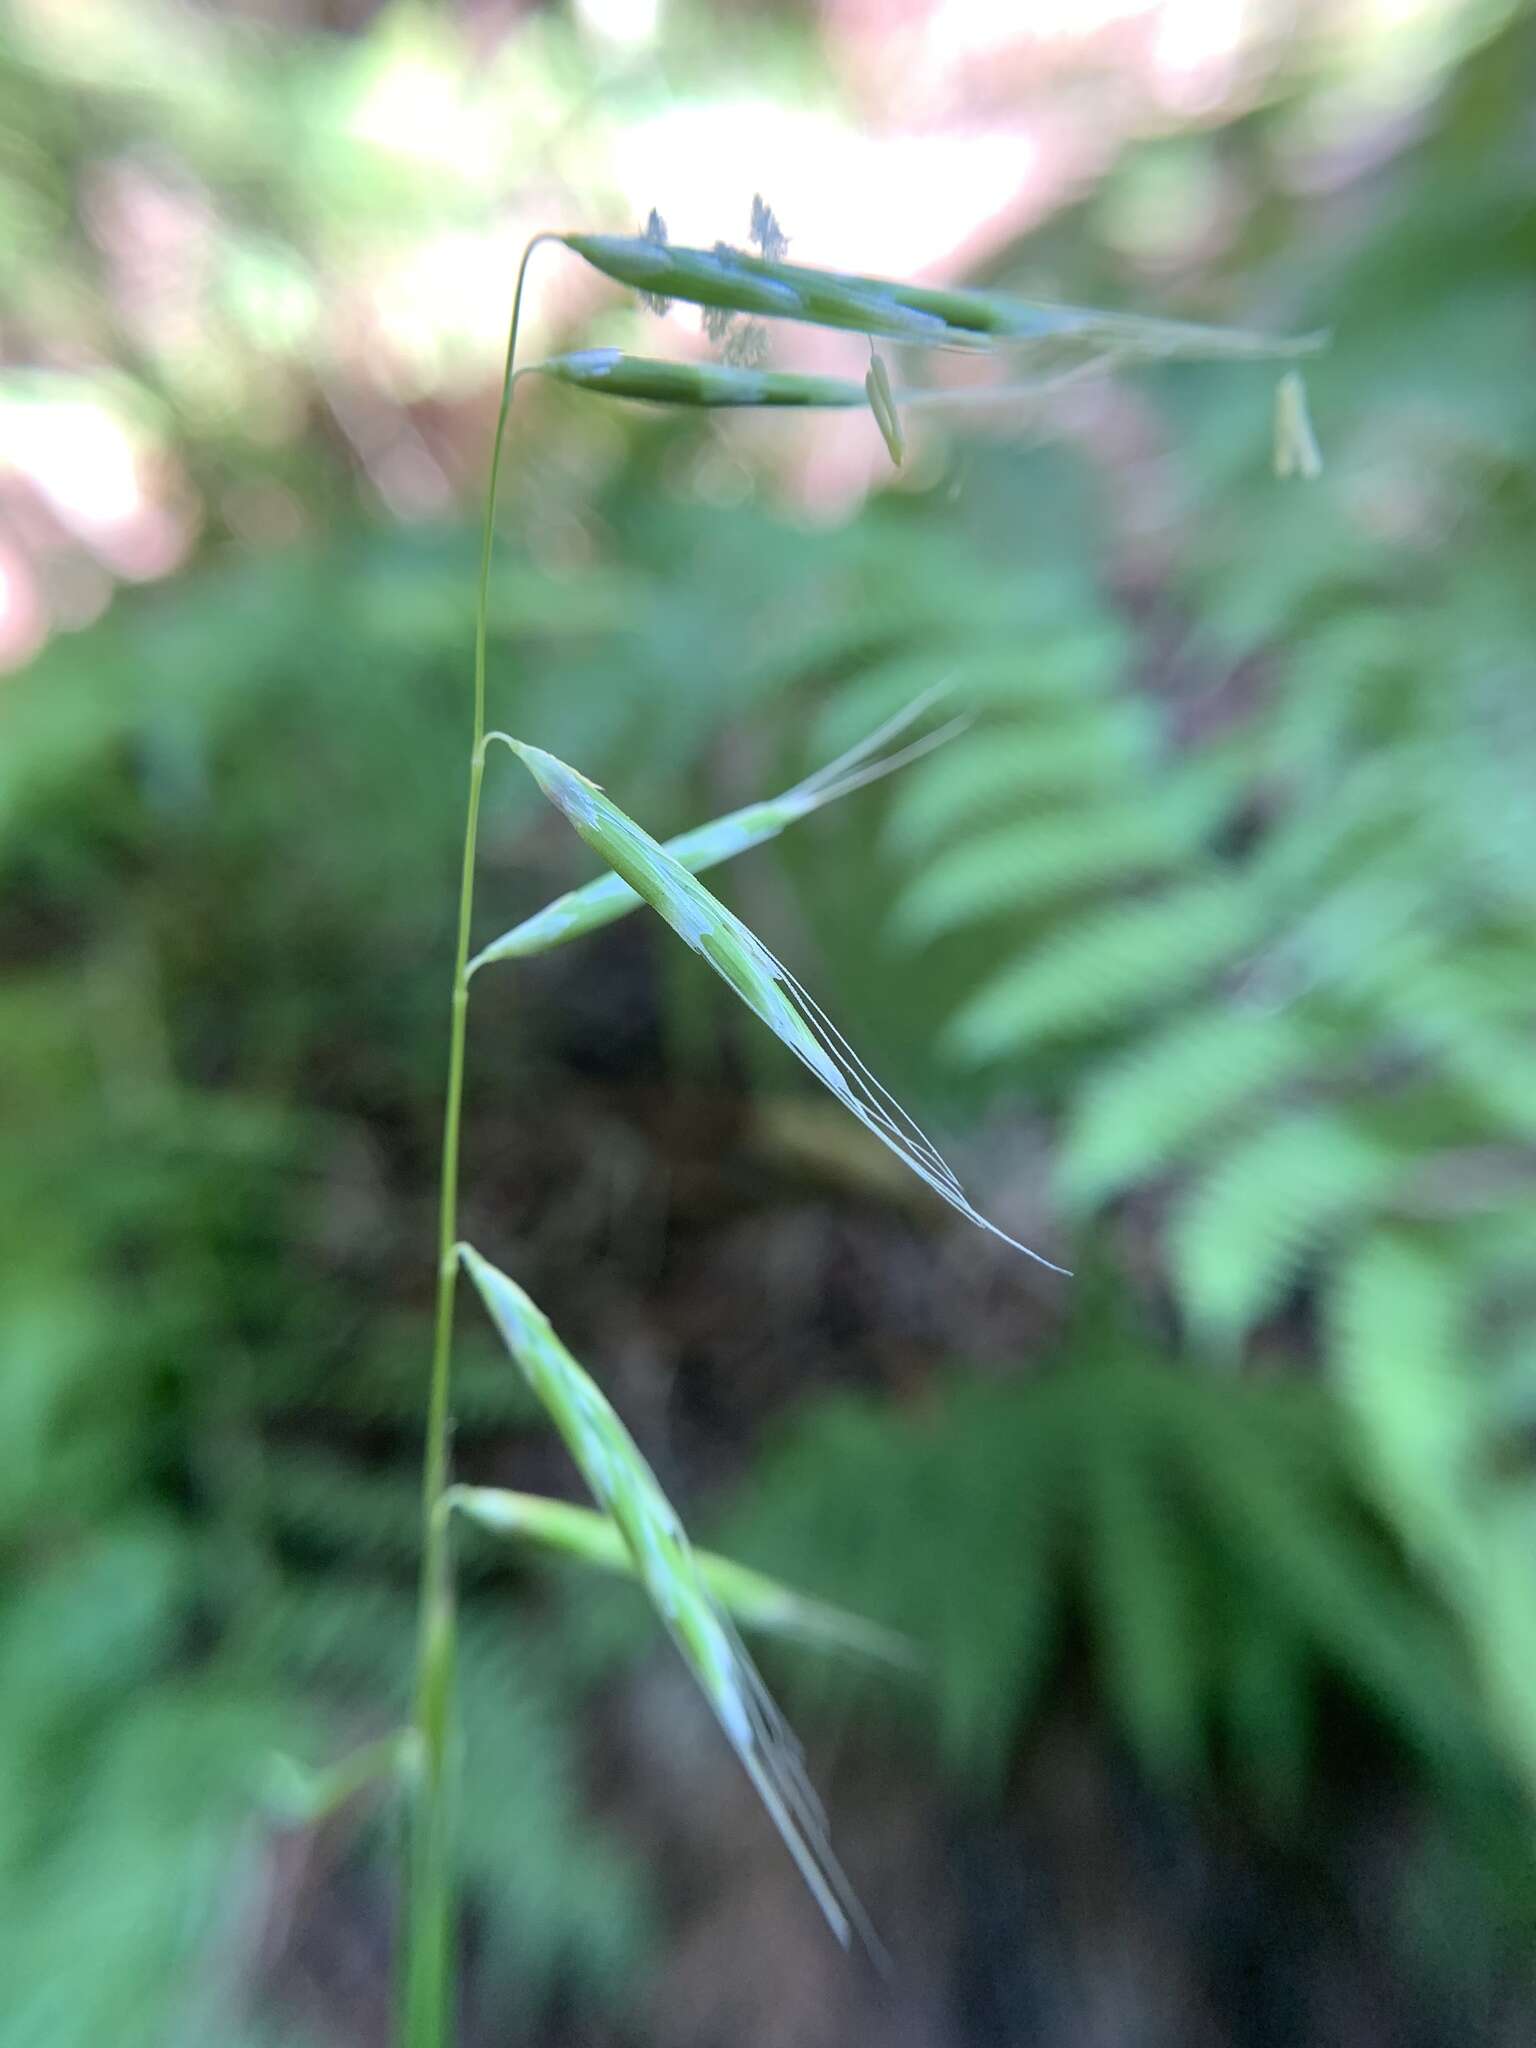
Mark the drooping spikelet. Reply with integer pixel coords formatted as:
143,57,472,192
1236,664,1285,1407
494,737,1069,1273
470,686,961,970
458,1246,883,1954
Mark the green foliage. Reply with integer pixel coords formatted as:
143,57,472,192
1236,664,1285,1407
4,469,1051,2034
1330,1230,1536,1802
720,1326,1487,1813
0,530,705,2043
8,1,1536,2029
0,1524,279,2048
0,1087,648,2045
809,14,1536,1818
4,483,1047,2028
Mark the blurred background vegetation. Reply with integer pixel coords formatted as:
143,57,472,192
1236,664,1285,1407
3,0,1535,2042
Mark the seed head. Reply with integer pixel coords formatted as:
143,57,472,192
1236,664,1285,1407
1273,369,1323,480
865,348,905,466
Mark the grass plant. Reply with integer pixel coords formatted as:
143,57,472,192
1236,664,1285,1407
390,205,1315,2044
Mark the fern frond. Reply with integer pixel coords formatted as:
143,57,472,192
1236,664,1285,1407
1366,957,1536,1140
1330,1232,1475,1572
809,621,1131,759
1161,1371,1480,1769
1084,1406,1206,1778
945,877,1261,1063
1330,1232,1536,1799
726,1355,1484,1799
1171,1111,1399,1349
881,704,1157,860
1060,1006,1317,1211
892,770,1237,946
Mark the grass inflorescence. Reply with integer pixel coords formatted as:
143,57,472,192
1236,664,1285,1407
394,201,1318,2045
563,225,1326,365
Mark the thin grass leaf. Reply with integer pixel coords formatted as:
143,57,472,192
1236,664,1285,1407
529,349,868,410
490,737,1068,1273
457,1246,880,1955
448,1485,918,1669
470,687,961,971
563,231,1326,365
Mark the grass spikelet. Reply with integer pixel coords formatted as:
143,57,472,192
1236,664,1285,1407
563,230,1326,365
1274,369,1324,479
488,735,1069,1273
528,348,867,410
448,1485,917,1669
563,232,949,344
457,1246,880,1954
470,687,962,971
865,348,905,466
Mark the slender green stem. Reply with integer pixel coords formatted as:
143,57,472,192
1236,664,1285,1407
402,233,553,2048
